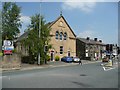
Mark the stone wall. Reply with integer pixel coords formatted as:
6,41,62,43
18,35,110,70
49,16,76,59
0,53,21,69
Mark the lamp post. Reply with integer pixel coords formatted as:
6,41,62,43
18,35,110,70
38,1,42,65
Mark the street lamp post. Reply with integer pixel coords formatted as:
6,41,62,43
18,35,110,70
38,1,42,65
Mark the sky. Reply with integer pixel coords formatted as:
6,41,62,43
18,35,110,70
2,1,119,45
118,2,120,47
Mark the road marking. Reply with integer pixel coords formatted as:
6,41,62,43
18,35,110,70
0,76,11,80
0,76,7,79
102,66,116,71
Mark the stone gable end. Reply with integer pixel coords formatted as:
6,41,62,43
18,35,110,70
50,16,76,39
49,16,76,60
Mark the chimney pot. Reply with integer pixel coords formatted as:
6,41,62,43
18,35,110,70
94,38,97,41
86,37,90,40
99,40,102,43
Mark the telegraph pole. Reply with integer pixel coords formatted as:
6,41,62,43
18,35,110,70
38,1,42,65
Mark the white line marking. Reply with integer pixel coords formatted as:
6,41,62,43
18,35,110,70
103,66,116,71
0,76,7,79
103,67,106,71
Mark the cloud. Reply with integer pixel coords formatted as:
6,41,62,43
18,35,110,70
78,30,109,44
62,0,97,13
78,30,96,38
20,15,31,26
19,14,31,34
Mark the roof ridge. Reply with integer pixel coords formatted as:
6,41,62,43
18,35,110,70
77,37,106,45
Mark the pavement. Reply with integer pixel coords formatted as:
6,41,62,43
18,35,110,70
1,60,102,72
1,57,118,72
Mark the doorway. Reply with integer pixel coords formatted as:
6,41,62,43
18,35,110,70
51,51,54,61
68,51,70,57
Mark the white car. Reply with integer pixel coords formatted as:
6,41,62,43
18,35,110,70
73,57,80,62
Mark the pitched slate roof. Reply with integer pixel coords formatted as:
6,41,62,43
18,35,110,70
77,38,106,46
17,31,29,42
17,15,76,41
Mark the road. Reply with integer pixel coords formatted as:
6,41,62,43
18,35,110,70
2,62,118,88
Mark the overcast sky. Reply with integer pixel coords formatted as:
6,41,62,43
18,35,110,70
1,1,118,45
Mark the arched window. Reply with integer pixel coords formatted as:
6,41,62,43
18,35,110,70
60,32,63,40
56,31,59,40
64,32,67,40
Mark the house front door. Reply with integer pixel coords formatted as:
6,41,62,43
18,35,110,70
51,51,54,61
68,51,70,57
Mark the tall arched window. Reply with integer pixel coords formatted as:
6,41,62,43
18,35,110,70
56,31,59,40
60,32,63,40
64,32,67,40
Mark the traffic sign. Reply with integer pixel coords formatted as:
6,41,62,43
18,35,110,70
4,46,14,50
3,40,13,46
4,50,12,55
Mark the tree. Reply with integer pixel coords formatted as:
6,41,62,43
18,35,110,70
2,2,21,40
22,14,51,65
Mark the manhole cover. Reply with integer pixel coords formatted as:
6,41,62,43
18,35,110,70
80,74,87,76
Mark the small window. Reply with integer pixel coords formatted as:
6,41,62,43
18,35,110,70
60,32,63,40
64,32,67,40
60,46,63,54
56,31,59,40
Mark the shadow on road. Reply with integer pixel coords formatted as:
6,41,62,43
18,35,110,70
72,81,93,88
80,74,87,76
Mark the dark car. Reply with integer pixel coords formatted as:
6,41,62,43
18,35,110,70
102,57,109,62
61,56,73,63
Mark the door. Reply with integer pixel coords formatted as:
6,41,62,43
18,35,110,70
51,51,54,61
68,51,70,57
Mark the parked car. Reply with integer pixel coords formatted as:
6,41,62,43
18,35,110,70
61,56,73,63
102,57,109,62
72,57,80,63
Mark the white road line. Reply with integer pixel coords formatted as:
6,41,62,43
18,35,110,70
103,67,106,71
102,66,116,71
0,76,7,79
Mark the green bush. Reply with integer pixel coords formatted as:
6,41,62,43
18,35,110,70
12,49,16,53
21,56,30,63
55,56,60,61
21,55,36,64
46,55,51,61
0,52,3,56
